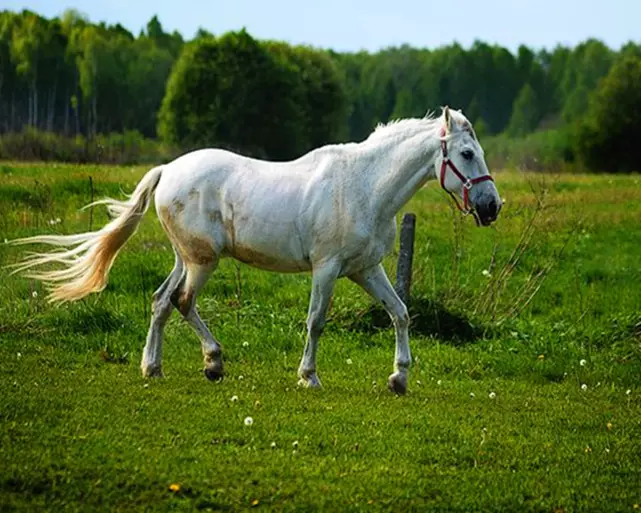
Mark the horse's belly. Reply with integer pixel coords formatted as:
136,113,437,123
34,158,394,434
222,220,311,273
225,243,311,273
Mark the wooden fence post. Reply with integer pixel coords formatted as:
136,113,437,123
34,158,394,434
395,213,416,308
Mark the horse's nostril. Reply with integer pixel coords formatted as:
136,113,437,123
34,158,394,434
488,199,497,217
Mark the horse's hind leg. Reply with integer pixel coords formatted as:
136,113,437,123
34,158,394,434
171,261,224,381
141,252,184,377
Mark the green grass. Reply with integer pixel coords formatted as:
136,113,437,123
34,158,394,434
1,162,640,512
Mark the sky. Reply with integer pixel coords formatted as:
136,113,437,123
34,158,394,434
4,0,640,53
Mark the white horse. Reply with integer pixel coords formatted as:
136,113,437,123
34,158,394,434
10,106,501,394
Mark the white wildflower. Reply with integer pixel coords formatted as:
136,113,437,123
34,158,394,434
242,341,249,348
416,380,422,385
437,380,442,385
16,352,22,359
481,269,491,278
292,440,299,449
55,217,61,224
581,384,588,391
230,395,239,402
489,392,496,399
244,416,253,426
470,392,475,398
31,291,38,298
346,358,353,365
580,359,587,367
626,389,631,396
270,442,276,449
238,375,244,380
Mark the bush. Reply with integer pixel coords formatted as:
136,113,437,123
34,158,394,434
0,128,178,164
576,55,641,173
482,127,577,172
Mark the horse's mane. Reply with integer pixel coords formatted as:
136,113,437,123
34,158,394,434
367,111,440,141
366,109,477,143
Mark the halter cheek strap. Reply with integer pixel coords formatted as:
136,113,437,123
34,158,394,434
439,128,494,214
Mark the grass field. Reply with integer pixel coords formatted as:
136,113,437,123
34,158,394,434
1,161,640,512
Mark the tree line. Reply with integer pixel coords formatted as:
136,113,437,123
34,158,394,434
1,9,639,169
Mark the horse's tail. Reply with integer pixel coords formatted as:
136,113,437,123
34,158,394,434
8,165,164,303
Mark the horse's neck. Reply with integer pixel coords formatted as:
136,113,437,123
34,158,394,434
367,128,440,220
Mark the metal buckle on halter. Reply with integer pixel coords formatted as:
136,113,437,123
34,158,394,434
463,180,473,190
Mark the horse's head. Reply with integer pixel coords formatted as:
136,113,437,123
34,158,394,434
435,106,502,226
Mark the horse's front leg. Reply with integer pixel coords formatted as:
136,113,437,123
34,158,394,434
349,264,411,394
298,263,340,388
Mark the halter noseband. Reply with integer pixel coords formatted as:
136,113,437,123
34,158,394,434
439,128,494,215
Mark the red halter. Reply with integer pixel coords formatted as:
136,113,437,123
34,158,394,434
439,128,494,215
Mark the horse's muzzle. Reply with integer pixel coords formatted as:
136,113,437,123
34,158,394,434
475,198,501,226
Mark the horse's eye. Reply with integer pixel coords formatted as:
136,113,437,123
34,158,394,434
461,150,474,161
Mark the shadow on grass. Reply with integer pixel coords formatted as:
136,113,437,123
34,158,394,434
44,305,135,335
343,296,490,346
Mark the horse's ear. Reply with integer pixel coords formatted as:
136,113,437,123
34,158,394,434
443,105,453,133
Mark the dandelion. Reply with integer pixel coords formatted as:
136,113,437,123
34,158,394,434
489,392,496,399
580,359,587,367
230,395,239,402
346,358,353,365
292,440,299,449
481,269,491,278
606,422,613,431
251,499,259,507
538,354,545,360
31,291,38,298
244,416,253,426
168,483,181,493
242,341,249,347
581,384,588,391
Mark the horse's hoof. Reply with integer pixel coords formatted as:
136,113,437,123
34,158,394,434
297,374,322,389
204,365,224,382
142,366,164,378
388,372,407,395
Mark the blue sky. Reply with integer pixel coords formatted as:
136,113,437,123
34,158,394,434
4,0,639,53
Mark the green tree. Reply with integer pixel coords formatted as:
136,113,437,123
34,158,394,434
158,30,306,160
577,55,641,172
507,83,541,136
264,42,347,149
